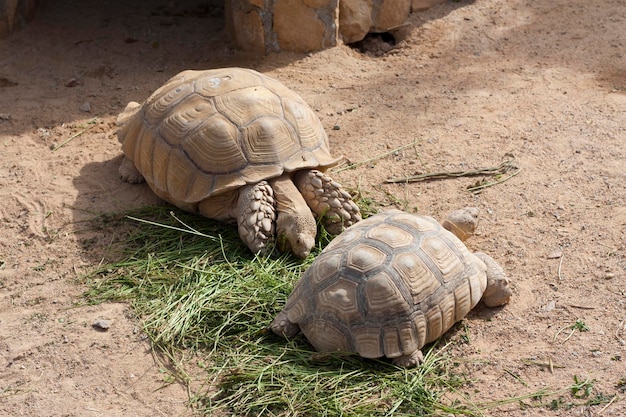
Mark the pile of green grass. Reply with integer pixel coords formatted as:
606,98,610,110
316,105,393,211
84,206,479,416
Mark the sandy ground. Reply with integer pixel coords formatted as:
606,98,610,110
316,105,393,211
0,0,624,416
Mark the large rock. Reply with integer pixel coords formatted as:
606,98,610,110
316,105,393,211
225,0,338,53
372,0,411,32
338,0,373,44
274,0,338,52
339,0,411,44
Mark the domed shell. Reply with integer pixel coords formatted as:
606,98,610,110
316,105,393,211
282,209,487,360
117,67,340,205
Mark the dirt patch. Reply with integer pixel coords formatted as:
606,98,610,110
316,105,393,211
1,0,624,415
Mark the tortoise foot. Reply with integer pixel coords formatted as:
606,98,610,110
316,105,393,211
270,311,300,338
119,157,145,184
294,170,361,235
391,350,424,368
237,181,276,256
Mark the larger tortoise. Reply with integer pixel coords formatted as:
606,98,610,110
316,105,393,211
116,67,361,258
271,208,512,367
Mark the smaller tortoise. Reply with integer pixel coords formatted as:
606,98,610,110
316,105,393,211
271,208,512,367
116,67,361,258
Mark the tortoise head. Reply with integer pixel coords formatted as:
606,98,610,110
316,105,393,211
276,211,316,259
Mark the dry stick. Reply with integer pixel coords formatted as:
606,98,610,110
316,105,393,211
386,158,519,184
333,140,420,173
51,114,104,152
598,394,619,414
557,252,565,281
466,168,521,193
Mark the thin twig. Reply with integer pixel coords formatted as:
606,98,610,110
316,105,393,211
126,214,219,241
504,368,529,387
598,394,619,414
466,168,522,193
557,253,565,281
386,156,520,194
52,115,104,152
333,140,420,173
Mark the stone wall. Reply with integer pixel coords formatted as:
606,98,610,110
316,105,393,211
0,0,36,38
225,0,340,54
0,0,447,52
225,0,447,54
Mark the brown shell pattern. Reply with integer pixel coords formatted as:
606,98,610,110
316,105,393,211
283,209,487,360
117,68,340,204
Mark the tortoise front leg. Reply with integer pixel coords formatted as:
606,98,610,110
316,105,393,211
235,181,276,256
294,170,362,235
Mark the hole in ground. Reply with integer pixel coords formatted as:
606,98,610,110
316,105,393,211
348,32,397,56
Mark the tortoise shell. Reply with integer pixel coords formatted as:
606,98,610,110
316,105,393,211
116,67,340,205
280,209,488,360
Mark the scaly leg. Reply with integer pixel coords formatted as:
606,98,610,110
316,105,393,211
119,156,145,184
235,181,276,256
391,349,424,368
294,170,361,235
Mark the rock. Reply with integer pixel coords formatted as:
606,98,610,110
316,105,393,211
373,0,411,32
274,0,335,52
79,102,91,112
225,0,338,53
224,0,267,53
339,0,411,44
339,0,373,44
92,319,112,331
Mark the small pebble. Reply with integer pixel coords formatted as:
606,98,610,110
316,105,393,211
79,102,91,112
92,319,112,331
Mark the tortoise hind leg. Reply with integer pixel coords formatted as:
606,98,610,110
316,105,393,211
236,181,276,256
119,157,145,184
474,252,512,307
294,170,361,235
391,349,424,368
270,310,300,338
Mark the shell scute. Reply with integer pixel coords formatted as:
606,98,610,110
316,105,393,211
281,96,329,150
364,272,411,317
351,325,383,359
241,117,300,164
392,251,440,304
346,243,387,274
214,86,284,127
315,277,361,323
158,95,218,146
365,223,414,248
194,69,262,97
144,82,194,126
301,318,352,353
181,114,244,174
421,236,466,282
